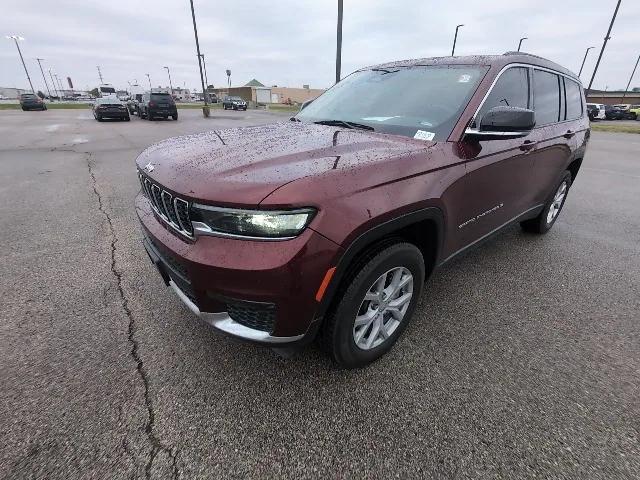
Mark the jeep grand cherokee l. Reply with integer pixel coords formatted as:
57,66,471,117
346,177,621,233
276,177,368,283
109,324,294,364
135,53,588,368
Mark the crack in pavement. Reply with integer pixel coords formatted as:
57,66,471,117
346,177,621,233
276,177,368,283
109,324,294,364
86,153,179,480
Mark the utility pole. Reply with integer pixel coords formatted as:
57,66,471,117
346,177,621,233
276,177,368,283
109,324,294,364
587,0,622,91
48,69,59,99
97,66,104,84
335,0,343,84
145,73,151,90
451,24,464,56
226,69,231,89
54,74,64,98
164,66,173,94
621,54,640,102
578,46,595,78
517,37,528,52
189,0,210,117
200,54,209,87
6,35,35,92
35,58,52,100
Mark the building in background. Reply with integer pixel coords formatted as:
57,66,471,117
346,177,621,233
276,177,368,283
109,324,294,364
586,89,640,105
209,79,325,105
0,87,29,99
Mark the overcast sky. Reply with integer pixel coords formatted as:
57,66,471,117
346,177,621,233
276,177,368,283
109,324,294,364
1,0,638,93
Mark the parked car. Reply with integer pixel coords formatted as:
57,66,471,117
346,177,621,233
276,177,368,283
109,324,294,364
222,96,247,110
604,104,634,120
19,93,47,111
586,103,605,121
0,94,8,100
630,104,640,119
135,52,589,368
138,92,178,120
612,104,637,120
92,97,130,121
127,93,144,115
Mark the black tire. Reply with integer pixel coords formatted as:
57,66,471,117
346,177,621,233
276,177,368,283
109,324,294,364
521,171,572,234
21,107,26,111
172,113,178,120
147,112,153,121
125,115,130,121
96,115,102,122
320,242,425,369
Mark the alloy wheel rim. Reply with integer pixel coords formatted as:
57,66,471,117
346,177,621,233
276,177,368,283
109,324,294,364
546,181,567,225
353,267,414,350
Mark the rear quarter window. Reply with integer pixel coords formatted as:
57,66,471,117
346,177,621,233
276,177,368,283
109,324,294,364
564,79,583,120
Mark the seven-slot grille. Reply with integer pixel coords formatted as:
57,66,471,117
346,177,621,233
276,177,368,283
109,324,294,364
139,172,194,238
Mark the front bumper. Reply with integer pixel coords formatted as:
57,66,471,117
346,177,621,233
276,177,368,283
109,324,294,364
136,193,342,344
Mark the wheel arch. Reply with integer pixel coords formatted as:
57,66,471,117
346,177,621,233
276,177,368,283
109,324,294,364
315,207,444,320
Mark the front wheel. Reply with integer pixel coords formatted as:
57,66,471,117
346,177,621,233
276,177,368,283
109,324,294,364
521,171,572,234
320,242,425,368
172,113,178,120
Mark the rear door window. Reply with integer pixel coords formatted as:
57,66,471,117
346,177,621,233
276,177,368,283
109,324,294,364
564,79,583,120
476,67,529,126
151,93,173,103
533,70,561,125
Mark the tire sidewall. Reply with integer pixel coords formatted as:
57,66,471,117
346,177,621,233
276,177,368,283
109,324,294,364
539,172,572,232
331,244,425,368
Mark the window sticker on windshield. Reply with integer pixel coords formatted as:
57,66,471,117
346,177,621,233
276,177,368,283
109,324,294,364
362,116,399,122
414,130,435,141
458,74,472,83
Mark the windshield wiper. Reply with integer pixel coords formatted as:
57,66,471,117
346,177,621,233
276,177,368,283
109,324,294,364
313,119,374,131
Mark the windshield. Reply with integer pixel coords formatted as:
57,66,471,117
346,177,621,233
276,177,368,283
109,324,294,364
296,65,487,141
100,87,116,94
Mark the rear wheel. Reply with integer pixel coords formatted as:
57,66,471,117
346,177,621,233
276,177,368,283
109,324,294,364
96,115,102,122
172,113,178,120
521,171,572,234
125,115,130,121
320,242,425,368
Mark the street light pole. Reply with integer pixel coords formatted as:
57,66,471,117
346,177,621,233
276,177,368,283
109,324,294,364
621,54,640,102
163,66,173,94
35,58,52,100
578,46,595,78
451,24,464,56
48,69,59,99
145,73,152,90
97,66,104,84
517,37,528,52
587,0,622,91
6,35,35,92
54,74,64,98
335,0,343,84
189,0,210,117
200,54,209,87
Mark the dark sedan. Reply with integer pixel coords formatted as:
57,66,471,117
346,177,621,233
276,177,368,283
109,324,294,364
93,98,130,121
19,93,47,111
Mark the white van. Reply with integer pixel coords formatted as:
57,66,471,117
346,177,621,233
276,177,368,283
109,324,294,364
586,103,606,120
97,84,117,98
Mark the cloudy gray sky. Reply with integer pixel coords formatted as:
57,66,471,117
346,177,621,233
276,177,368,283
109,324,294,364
1,0,638,93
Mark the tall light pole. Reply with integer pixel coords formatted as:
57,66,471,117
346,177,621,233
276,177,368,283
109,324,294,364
588,0,622,91
97,66,104,84
517,37,528,52
35,58,52,100
189,0,210,117
145,73,151,90
163,66,173,94
54,74,64,98
226,69,231,89
6,35,35,92
48,69,59,99
200,54,209,87
621,54,640,102
335,0,343,84
578,46,595,78
451,24,464,56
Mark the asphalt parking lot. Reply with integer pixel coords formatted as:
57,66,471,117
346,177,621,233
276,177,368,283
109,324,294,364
1,109,639,479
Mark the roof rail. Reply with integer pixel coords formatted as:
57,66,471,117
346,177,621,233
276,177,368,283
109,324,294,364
503,51,548,60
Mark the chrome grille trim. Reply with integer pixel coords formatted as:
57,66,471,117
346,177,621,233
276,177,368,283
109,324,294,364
138,171,194,239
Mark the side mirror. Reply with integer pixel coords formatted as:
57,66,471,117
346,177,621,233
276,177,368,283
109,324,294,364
300,99,314,111
466,106,535,141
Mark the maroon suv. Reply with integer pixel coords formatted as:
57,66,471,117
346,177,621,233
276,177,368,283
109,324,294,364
135,53,589,368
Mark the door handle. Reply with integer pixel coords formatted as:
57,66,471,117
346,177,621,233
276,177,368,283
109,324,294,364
519,140,537,152
563,130,575,139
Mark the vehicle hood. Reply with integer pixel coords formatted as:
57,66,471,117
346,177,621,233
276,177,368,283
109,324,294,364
135,121,438,206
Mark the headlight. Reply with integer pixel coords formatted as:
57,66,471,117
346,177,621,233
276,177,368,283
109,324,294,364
191,205,316,239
